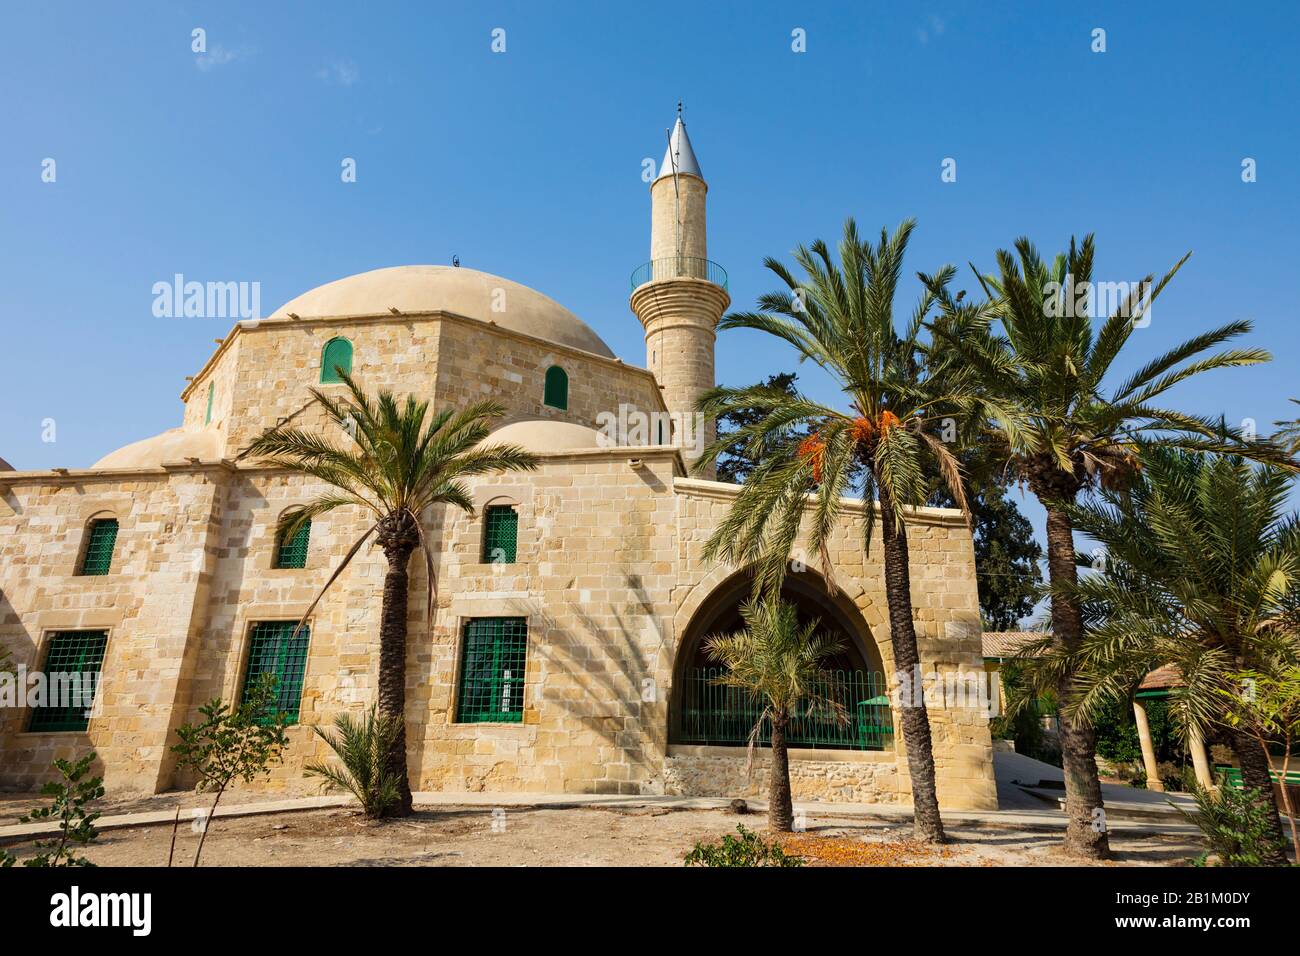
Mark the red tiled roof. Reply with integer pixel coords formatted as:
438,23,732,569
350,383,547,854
1138,664,1183,690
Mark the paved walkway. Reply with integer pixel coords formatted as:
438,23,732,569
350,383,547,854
0,783,1200,843
994,750,1197,818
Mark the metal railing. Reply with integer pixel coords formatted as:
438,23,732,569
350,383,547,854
630,257,728,293
677,667,893,751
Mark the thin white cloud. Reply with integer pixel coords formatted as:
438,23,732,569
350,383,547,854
917,15,946,46
194,44,243,72
316,60,360,86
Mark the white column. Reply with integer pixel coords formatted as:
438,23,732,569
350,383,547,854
1189,723,1215,791
1133,699,1164,792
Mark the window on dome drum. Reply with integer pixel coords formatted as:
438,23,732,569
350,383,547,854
274,518,311,569
320,337,353,384
241,621,311,724
543,365,568,410
78,519,119,576
455,617,527,723
205,381,214,425
481,505,518,563
28,631,108,732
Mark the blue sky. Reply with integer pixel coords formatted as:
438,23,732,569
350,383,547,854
2,1,1297,567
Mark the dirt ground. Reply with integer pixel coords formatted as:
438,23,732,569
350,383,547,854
1,801,1202,867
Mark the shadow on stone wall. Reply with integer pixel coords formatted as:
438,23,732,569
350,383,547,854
527,565,671,794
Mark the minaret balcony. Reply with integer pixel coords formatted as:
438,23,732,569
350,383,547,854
630,257,728,294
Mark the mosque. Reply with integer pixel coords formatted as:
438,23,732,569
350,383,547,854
0,115,996,809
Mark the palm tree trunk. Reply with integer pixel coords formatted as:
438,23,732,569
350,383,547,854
1042,502,1109,859
878,482,946,843
378,542,415,817
768,709,794,833
1228,727,1288,865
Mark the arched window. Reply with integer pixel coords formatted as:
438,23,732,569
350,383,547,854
481,505,518,564
274,516,311,569
78,518,119,576
320,337,353,384
204,381,215,425
543,365,568,410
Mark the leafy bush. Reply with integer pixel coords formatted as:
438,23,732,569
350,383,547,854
19,753,104,867
304,705,403,818
992,663,1061,765
1093,697,1184,764
684,824,804,867
171,675,289,866
1176,780,1288,866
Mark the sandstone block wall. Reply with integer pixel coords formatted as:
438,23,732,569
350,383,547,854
3,322,994,812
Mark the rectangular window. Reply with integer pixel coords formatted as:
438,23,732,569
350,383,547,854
241,621,311,723
205,381,214,425
455,617,527,723
78,519,119,576
481,506,518,563
28,631,108,732
274,519,311,569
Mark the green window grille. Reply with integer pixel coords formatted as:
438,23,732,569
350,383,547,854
274,518,311,569
455,617,527,723
205,381,215,425
241,621,311,723
28,631,108,732
481,506,518,563
677,668,893,751
543,365,568,410
78,518,119,576
320,337,353,384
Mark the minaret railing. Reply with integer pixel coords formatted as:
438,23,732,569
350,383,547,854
630,257,728,293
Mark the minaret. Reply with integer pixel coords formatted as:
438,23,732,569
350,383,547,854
630,107,730,479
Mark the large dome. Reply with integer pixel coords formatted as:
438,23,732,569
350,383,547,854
269,265,615,358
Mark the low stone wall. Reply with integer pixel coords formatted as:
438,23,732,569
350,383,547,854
663,745,903,804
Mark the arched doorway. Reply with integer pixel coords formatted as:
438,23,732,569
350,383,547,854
671,569,893,752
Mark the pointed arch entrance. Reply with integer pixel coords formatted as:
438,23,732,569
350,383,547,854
670,568,893,752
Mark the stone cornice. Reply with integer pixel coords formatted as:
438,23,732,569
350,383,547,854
2,447,689,489
672,477,968,526
629,277,730,333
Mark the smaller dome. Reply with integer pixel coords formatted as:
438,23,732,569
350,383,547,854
93,428,221,469
480,420,608,453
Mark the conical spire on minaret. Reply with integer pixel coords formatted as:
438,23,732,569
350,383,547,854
657,107,703,182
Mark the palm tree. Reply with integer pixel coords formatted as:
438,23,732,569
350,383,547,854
928,235,1282,856
245,371,538,816
1274,399,1300,453
305,705,404,819
703,597,846,832
1054,448,1299,864
697,219,979,843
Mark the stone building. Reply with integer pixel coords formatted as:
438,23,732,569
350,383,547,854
0,116,997,809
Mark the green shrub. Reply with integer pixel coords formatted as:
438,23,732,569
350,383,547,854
19,753,104,867
992,663,1061,764
1176,779,1288,866
304,705,403,819
1093,697,1185,765
684,824,804,867
171,675,289,866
